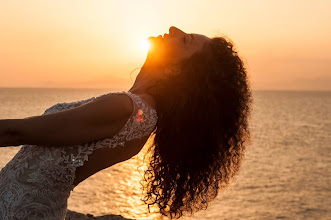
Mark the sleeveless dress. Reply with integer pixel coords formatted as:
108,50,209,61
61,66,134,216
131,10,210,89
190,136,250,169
0,91,158,220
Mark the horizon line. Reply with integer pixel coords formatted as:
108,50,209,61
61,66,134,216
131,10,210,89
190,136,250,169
0,86,330,92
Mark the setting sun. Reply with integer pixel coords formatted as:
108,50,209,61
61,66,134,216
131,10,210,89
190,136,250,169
140,39,150,54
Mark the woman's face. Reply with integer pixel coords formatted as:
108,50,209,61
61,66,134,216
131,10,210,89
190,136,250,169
145,26,211,67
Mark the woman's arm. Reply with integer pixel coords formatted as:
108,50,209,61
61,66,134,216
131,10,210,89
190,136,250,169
0,93,133,147
0,119,22,147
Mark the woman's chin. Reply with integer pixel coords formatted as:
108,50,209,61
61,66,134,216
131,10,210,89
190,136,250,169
146,40,161,55
148,35,164,46
144,52,168,70
147,36,156,42
145,37,172,67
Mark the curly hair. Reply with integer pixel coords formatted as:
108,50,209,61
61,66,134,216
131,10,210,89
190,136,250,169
141,36,252,219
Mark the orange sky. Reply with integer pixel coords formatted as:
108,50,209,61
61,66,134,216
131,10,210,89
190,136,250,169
0,0,330,91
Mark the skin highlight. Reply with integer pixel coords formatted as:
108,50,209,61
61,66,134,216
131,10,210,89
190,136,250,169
129,26,211,106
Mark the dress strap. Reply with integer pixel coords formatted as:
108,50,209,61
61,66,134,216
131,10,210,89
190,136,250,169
116,91,158,141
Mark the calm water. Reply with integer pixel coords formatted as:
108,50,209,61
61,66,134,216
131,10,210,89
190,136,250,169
0,88,330,220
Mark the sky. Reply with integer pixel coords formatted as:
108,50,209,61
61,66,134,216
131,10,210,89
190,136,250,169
0,0,330,91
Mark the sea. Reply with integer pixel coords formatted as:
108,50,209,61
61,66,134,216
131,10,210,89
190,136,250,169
0,88,330,220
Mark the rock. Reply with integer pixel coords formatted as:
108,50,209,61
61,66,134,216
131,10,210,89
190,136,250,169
65,210,134,220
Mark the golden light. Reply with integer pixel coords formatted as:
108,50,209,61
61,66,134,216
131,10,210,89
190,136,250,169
140,39,150,53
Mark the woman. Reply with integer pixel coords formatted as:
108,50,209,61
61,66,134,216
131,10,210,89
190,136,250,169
0,26,252,219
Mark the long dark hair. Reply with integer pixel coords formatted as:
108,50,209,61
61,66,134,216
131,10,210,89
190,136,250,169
141,36,252,219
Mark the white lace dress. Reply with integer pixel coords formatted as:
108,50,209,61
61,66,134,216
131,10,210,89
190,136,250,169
0,91,158,220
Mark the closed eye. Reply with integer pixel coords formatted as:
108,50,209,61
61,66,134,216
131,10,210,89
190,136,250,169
183,34,193,45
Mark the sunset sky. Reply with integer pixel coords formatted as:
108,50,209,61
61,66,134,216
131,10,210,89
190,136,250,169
0,0,330,91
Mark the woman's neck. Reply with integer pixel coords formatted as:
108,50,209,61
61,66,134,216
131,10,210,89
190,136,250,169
128,68,158,110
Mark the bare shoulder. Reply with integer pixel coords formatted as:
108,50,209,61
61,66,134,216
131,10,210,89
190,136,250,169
90,92,134,121
129,91,157,110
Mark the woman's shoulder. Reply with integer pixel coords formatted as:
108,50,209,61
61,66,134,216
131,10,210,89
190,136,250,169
125,91,157,112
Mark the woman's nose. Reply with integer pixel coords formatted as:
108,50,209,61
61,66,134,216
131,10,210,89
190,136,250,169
169,26,185,36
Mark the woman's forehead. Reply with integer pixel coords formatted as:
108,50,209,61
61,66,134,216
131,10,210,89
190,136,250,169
191,33,211,47
191,32,209,38
192,33,211,43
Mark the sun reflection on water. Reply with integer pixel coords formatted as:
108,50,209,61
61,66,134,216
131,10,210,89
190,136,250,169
68,134,160,219
115,135,159,219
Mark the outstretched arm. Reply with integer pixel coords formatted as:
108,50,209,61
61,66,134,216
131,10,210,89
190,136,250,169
0,93,133,147
0,119,22,147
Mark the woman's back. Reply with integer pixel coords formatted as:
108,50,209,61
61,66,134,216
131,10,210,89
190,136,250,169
0,91,158,220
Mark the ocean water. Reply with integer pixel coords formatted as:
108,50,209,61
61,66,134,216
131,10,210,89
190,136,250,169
0,88,330,220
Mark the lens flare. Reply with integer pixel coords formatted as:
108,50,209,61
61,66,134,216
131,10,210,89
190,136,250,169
136,109,144,122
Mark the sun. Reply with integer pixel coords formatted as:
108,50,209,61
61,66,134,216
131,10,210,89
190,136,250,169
140,39,150,53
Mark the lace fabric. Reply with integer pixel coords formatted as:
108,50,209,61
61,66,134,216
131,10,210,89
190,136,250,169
0,91,158,220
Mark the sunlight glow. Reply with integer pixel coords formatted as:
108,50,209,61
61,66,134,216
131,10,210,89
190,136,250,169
140,39,150,53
